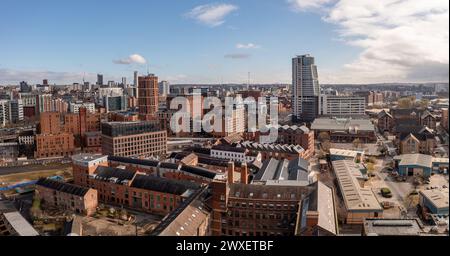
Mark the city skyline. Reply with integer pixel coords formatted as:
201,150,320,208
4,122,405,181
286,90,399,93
0,0,448,85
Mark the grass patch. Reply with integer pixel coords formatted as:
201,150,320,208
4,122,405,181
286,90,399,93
0,168,72,183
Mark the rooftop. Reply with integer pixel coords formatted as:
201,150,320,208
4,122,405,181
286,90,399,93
332,160,382,212
394,154,434,168
228,182,313,201
131,174,200,195
158,199,209,236
364,218,423,236
36,178,90,197
254,158,309,185
420,189,449,210
2,212,39,236
71,154,108,165
330,148,364,158
240,141,304,154
311,117,375,132
93,166,136,184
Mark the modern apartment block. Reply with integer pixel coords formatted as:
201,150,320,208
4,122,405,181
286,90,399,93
292,54,320,122
0,99,24,126
138,74,159,121
319,95,366,117
101,121,167,158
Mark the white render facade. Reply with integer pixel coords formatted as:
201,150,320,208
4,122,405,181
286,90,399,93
319,95,366,117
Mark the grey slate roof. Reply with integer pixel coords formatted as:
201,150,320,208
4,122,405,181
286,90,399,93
36,178,89,197
130,175,200,195
94,166,136,184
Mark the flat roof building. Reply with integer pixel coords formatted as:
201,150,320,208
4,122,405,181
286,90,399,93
311,117,376,143
253,158,310,186
363,219,424,236
419,189,449,215
101,121,167,158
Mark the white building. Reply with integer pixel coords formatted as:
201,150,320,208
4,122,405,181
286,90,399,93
0,100,10,126
18,135,35,145
0,99,23,126
210,145,258,163
158,81,170,96
19,93,37,107
69,102,96,113
319,95,366,117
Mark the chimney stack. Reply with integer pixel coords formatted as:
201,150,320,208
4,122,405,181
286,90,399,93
241,162,249,184
227,161,235,184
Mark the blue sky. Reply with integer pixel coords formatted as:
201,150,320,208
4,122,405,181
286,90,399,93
0,0,448,84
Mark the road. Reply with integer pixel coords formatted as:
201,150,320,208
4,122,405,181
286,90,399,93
0,164,71,176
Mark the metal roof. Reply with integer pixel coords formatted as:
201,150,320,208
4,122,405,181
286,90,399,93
2,212,39,236
332,160,382,212
420,189,449,210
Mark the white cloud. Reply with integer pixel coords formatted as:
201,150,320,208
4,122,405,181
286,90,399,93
288,0,336,11
186,3,238,27
113,54,147,65
236,43,260,49
291,0,449,83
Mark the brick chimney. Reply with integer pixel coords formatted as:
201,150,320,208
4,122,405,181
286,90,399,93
227,161,235,184
240,162,249,184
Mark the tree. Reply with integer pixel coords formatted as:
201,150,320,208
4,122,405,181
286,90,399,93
352,138,361,149
318,132,330,142
321,140,331,152
416,99,430,109
397,97,414,109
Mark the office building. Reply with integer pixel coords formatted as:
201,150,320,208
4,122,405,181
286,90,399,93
97,74,103,86
19,81,32,93
101,121,167,158
134,71,138,87
292,54,320,122
319,95,366,117
103,95,127,112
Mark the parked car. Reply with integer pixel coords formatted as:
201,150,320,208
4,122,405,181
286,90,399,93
381,188,393,198
380,201,395,209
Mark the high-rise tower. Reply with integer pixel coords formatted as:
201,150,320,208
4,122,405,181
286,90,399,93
292,54,320,122
138,74,159,121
